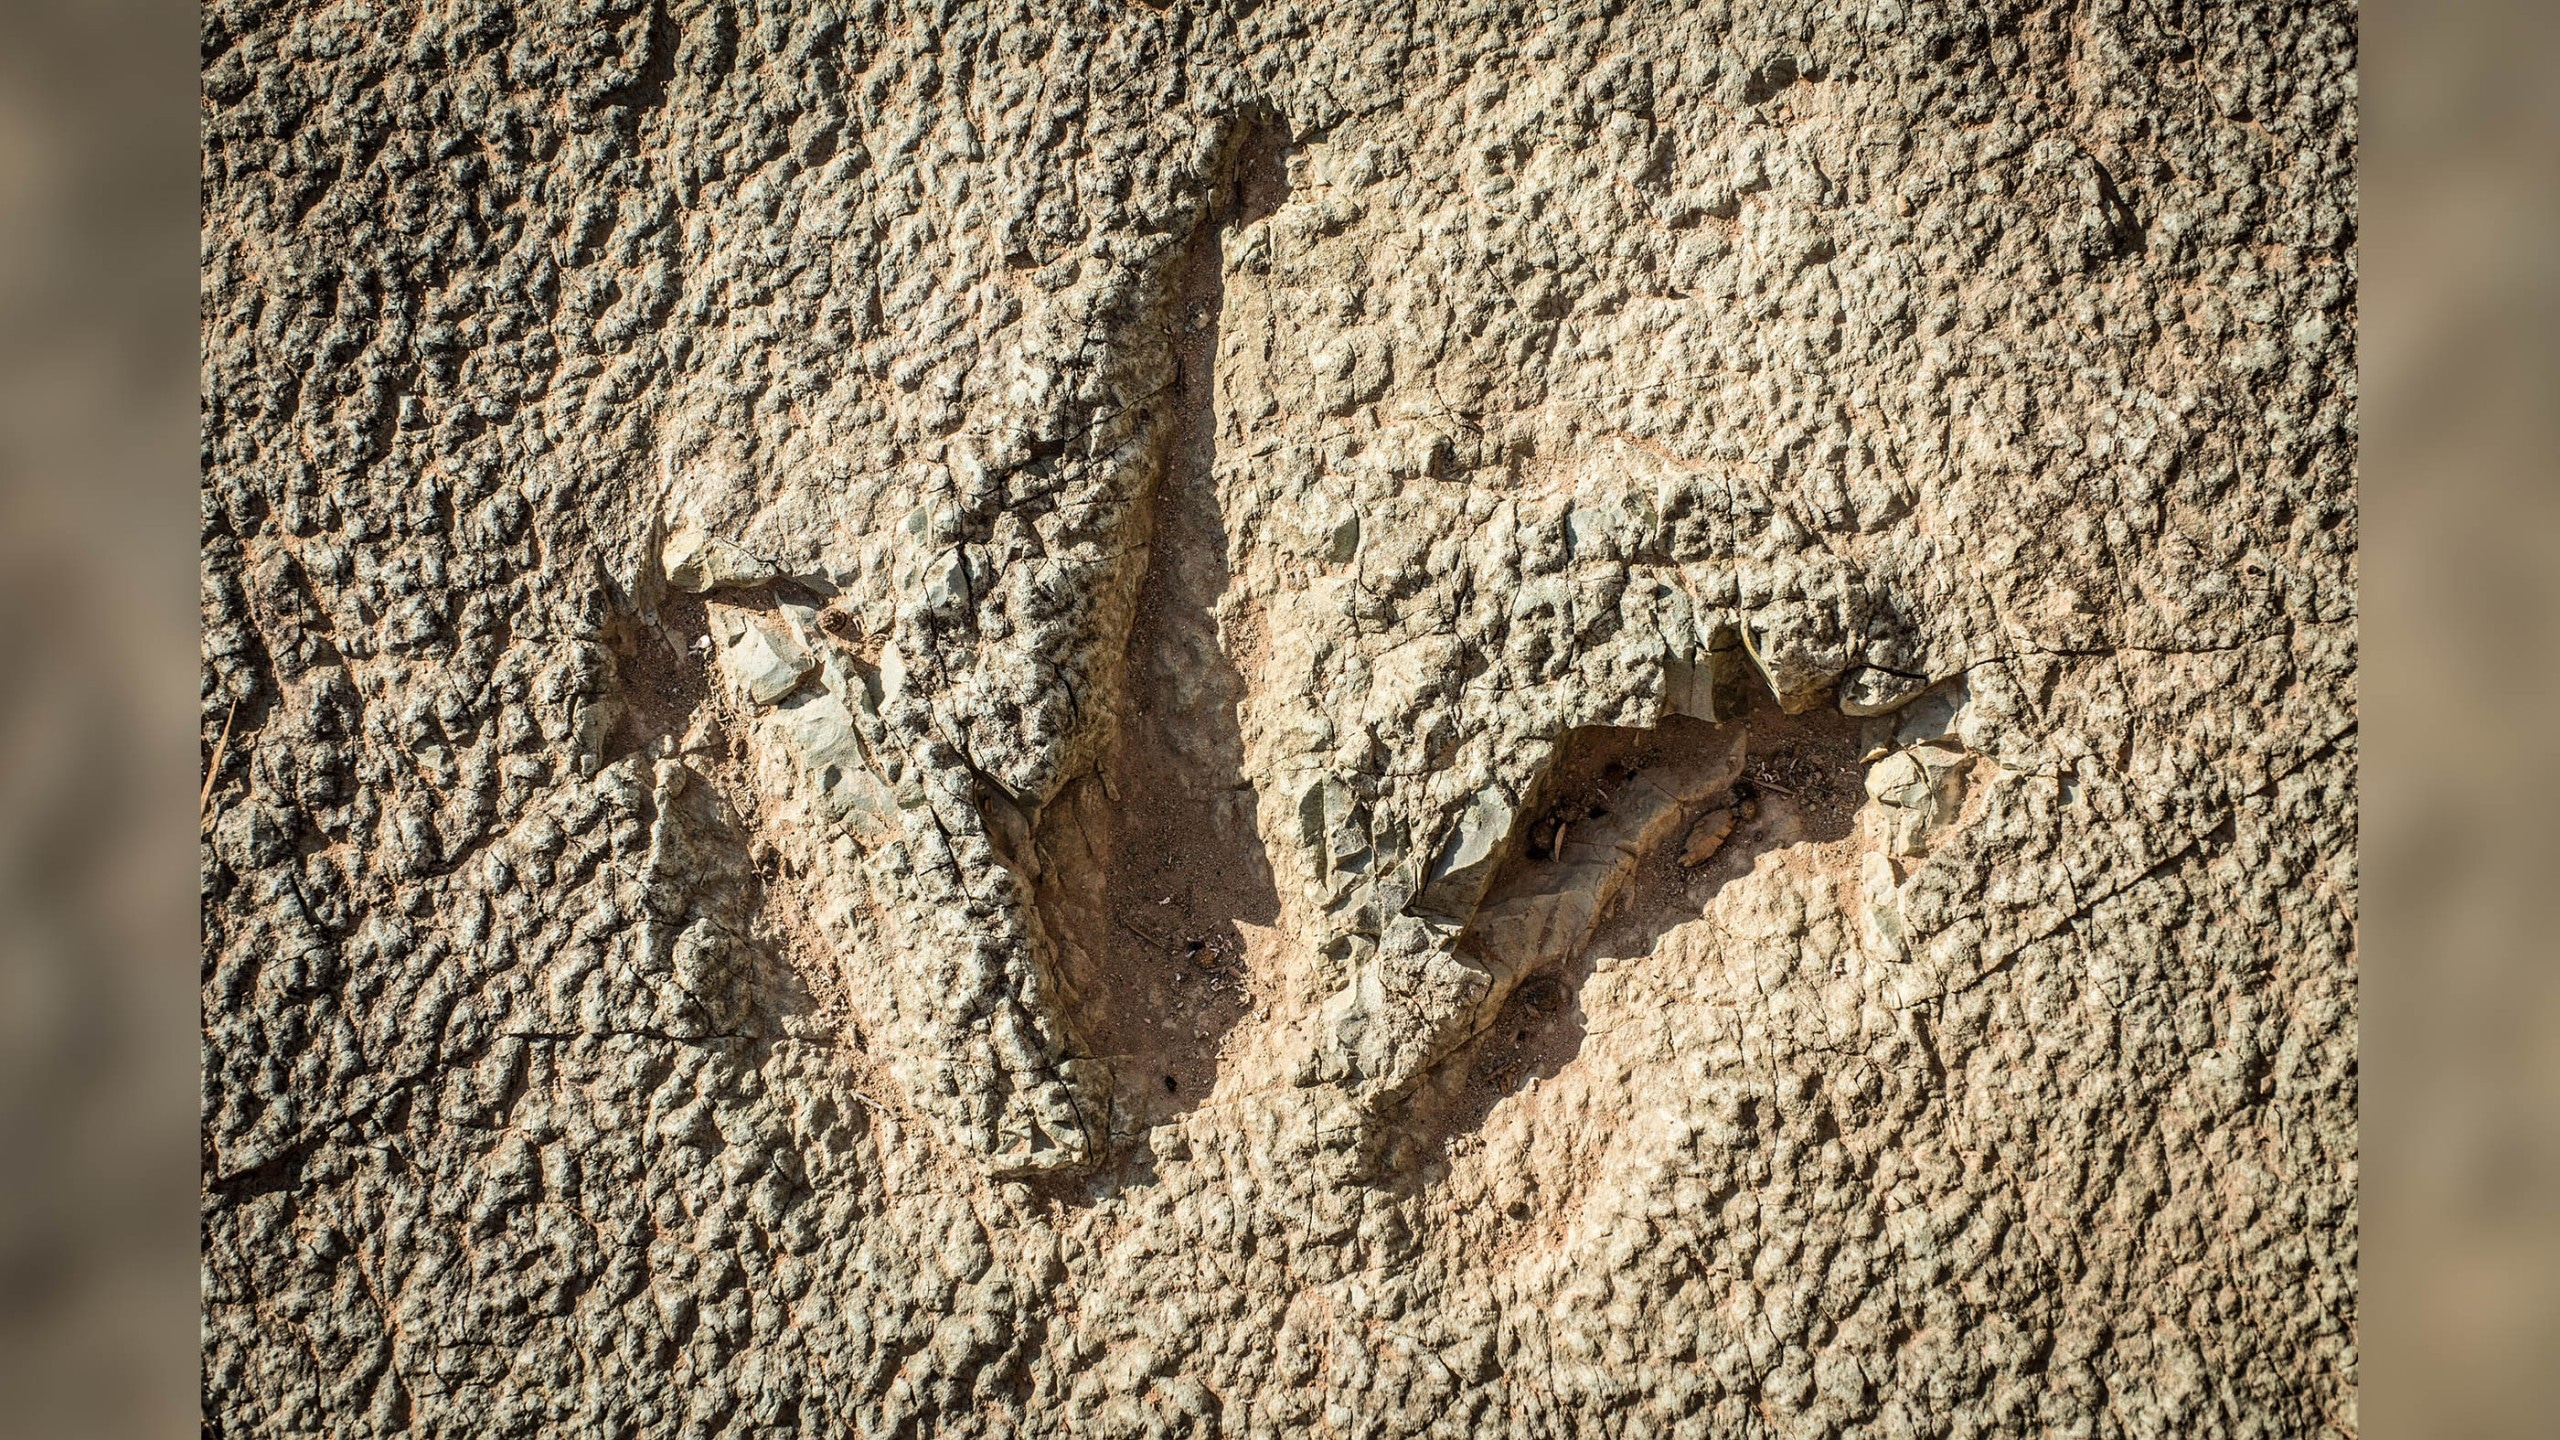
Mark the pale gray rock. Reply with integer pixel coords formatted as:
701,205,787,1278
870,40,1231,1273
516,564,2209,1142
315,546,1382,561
661,528,780,594
1836,663,1928,716
710,608,814,708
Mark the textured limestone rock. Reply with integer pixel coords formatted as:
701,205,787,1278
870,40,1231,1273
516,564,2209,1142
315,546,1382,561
201,1,2357,1434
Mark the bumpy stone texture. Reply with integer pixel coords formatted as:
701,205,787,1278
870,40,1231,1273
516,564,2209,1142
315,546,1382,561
202,1,2356,1434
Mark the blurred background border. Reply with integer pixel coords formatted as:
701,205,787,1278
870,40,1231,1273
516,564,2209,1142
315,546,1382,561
2362,0,2560,1434
0,0,2542,1433
0,0,198,1434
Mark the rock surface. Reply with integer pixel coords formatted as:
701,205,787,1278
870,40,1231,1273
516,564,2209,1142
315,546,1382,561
200,1,2357,1434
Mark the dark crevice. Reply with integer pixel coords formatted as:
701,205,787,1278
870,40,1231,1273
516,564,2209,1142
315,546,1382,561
1023,112,1293,1163
1385,695,1871,1171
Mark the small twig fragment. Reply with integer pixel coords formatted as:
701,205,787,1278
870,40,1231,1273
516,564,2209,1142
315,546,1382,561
201,700,240,823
